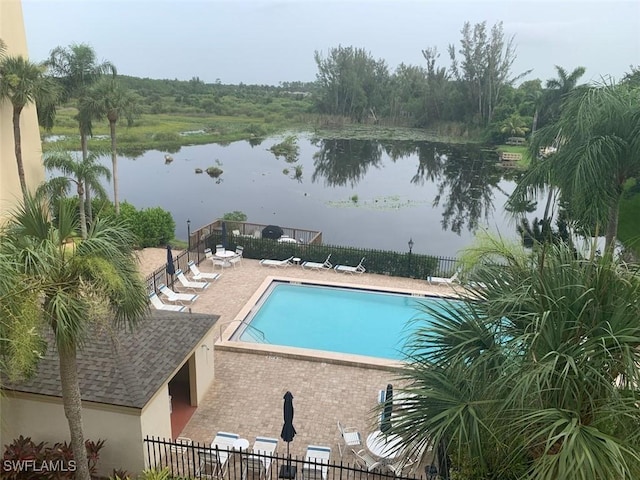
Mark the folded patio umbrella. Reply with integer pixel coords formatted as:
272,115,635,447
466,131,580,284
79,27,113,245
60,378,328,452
166,245,176,276
381,383,393,433
280,391,297,478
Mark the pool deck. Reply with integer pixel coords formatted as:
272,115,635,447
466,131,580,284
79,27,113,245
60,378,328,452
166,257,457,467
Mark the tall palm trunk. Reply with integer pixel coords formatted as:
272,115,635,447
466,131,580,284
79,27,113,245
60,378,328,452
58,344,91,480
109,119,120,215
79,132,89,238
531,108,539,138
77,181,87,240
605,196,620,253
85,189,93,224
12,106,28,203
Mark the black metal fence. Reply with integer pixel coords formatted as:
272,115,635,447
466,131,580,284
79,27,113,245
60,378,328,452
145,437,425,480
202,233,460,280
144,236,460,294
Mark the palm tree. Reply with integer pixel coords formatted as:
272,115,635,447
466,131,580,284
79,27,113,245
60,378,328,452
392,238,640,479
47,44,116,175
80,78,139,215
0,55,60,202
500,114,529,138
0,253,47,383
43,150,111,239
0,192,149,480
542,65,586,125
514,82,640,251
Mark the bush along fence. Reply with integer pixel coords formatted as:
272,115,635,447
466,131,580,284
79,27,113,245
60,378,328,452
145,236,461,293
202,233,460,280
144,436,424,480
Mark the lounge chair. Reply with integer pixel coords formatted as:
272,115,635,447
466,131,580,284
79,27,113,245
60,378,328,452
170,436,193,455
303,445,331,480
149,292,186,312
259,256,294,268
334,257,366,274
159,284,199,305
337,421,361,458
188,260,221,281
197,449,224,479
302,254,332,270
176,269,209,291
252,437,278,476
242,455,266,480
428,267,461,285
211,431,240,474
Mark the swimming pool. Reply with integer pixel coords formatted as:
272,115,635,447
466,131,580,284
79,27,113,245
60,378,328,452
231,281,456,360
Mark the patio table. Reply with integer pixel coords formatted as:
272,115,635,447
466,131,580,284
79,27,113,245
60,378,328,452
214,250,238,267
366,430,402,461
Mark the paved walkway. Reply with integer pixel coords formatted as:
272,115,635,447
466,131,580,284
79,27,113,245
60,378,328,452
161,257,456,469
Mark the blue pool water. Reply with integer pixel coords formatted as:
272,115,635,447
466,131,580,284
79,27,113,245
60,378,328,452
236,283,456,360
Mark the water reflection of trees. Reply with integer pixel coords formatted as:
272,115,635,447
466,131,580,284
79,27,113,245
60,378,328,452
311,137,510,235
411,143,504,234
311,138,383,187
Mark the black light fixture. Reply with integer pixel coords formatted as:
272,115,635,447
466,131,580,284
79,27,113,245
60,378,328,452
408,237,414,253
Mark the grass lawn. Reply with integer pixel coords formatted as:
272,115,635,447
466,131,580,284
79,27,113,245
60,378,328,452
496,144,531,167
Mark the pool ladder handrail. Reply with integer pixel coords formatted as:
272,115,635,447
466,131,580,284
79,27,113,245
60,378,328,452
218,319,269,344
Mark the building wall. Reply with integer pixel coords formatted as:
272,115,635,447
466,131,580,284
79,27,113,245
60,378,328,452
0,0,45,217
0,392,145,476
193,326,216,404
140,383,172,453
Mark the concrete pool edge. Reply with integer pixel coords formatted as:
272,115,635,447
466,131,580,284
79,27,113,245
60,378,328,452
216,275,455,370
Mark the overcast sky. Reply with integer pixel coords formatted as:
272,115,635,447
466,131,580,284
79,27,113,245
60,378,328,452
22,0,640,86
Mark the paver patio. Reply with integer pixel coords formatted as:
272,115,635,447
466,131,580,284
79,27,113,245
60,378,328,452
151,255,456,469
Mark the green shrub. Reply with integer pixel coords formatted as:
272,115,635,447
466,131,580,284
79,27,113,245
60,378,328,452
135,207,175,247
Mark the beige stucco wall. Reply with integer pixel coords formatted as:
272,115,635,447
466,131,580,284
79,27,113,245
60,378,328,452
194,327,216,403
0,0,45,217
140,383,172,454
0,392,144,475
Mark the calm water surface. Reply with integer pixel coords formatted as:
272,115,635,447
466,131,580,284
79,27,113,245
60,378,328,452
89,134,533,257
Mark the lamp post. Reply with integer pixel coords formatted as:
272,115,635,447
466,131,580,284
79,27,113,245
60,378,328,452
187,219,191,260
408,238,414,277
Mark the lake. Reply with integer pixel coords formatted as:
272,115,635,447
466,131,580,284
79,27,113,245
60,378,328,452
90,134,534,257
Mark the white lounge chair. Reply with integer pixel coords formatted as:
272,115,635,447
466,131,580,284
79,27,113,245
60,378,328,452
159,284,199,305
428,267,461,285
211,431,240,471
337,421,361,458
302,254,332,270
197,449,224,479
303,445,331,480
170,436,193,455
188,260,221,281
249,436,278,478
242,437,278,480
334,257,366,274
149,292,186,312
242,455,266,480
259,256,294,268
176,269,210,291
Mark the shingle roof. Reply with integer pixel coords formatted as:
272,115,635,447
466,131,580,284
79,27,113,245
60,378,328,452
3,311,219,409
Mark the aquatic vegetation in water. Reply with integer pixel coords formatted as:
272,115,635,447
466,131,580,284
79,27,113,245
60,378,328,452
327,195,425,210
269,135,299,163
